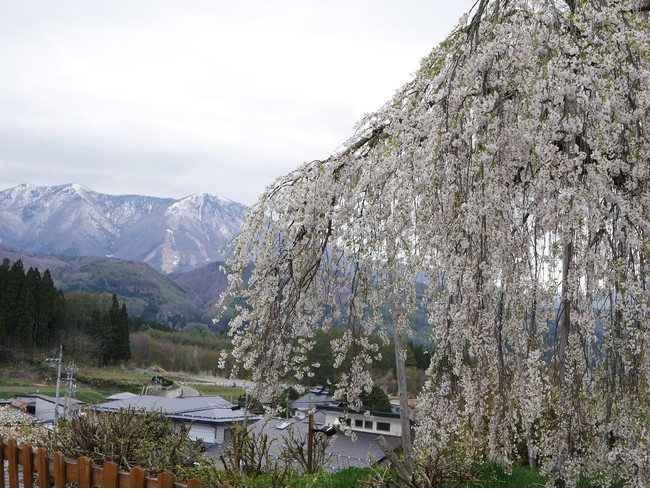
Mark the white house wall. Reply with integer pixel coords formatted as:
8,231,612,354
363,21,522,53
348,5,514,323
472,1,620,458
178,422,234,445
324,411,402,437
184,422,216,444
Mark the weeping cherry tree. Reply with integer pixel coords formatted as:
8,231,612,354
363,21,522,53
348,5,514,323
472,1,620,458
222,0,650,485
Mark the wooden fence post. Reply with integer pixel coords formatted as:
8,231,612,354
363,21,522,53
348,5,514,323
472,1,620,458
0,437,5,489
77,456,92,487
186,477,203,487
37,447,49,489
7,439,18,488
102,461,119,488
129,466,145,488
21,443,33,488
53,452,65,488
157,471,174,488
377,435,412,484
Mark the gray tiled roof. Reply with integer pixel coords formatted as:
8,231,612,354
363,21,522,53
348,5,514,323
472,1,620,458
95,395,258,424
96,395,234,414
289,386,339,412
204,413,400,472
16,394,85,407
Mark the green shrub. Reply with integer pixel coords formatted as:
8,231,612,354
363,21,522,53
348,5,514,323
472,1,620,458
55,408,205,482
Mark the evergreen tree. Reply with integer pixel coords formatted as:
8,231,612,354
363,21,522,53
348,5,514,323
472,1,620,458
0,258,10,345
38,270,58,345
115,303,131,362
5,260,25,346
100,294,131,364
361,384,393,413
17,267,40,347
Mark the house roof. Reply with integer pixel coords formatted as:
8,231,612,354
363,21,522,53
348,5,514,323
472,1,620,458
16,394,85,407
95,395,257,424
96,395,234,414
205,413,400,471
0,404,39,424
289,386,339,411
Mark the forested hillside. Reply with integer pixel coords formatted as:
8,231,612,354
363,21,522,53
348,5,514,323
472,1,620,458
0,244,230,327
0,258,63,350
0,253,431,396
0,258,130,365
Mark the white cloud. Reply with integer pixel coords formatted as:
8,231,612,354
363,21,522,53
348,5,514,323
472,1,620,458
0,0,476,205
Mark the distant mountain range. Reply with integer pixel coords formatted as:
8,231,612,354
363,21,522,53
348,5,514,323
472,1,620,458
0,243,230,325
0,184,247,273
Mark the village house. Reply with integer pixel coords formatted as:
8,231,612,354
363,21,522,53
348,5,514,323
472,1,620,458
95,394,259,445
288,384,336,418
206,403,403,472
15,394,85,426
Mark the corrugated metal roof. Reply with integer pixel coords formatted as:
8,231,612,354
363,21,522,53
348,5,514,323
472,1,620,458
289,390,337,411
96,395,233,414
204,413,401,472
95,395,257,424
16,394,85,407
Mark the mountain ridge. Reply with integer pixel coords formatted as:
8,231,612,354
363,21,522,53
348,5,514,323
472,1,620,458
0,183,247,274
0,242,228,325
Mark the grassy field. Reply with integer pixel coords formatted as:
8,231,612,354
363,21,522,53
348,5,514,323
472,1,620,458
0,363,245,404
0,384,108,404
187,381,244,401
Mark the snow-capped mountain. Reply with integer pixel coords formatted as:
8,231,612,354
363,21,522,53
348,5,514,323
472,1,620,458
0,184,247,273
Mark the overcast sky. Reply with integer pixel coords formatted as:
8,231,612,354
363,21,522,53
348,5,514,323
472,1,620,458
0,1,476,205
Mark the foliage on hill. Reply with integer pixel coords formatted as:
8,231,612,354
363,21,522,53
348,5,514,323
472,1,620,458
64,292,131,365
51,256,201,322
0,257,130,365
129,330,227,375
0,258,65,354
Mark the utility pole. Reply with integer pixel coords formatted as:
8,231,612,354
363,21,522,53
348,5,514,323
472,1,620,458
63,361,78,421
45,346,63,429
307,411,314,474
306,411,336,474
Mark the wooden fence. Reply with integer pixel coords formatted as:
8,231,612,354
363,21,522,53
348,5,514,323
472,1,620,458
0,438,203,488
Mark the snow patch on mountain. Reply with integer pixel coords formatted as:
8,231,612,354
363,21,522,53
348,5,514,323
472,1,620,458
0,184,248,273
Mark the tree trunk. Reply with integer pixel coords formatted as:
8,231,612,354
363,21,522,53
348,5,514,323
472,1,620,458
394,329,413,479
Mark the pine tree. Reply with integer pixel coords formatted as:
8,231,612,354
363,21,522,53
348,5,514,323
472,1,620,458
361,385,393,413
38,270,58,346
115,303,131,362
101,294,131,364
17,267,40,347
0,258,10,346
5,260,25,346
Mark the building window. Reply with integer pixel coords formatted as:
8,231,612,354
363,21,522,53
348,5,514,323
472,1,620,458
364,420,373,430
376,422,391,432
354,419,363,428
